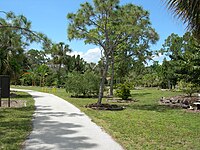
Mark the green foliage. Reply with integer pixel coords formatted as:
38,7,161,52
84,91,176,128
67,0,159,104
165,0,200,40
0,11,50,83
160,32,200,90
178,80,199,96
26,49,48,68
65,71,100,97
115,83,131,100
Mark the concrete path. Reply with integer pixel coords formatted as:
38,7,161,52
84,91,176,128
12,89,123,150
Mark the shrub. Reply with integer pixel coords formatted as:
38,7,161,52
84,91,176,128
115,83,131,100
178,80,200,96
65,71,100,97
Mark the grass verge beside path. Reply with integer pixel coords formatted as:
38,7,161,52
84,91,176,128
0,91,35,150
13,86,200,150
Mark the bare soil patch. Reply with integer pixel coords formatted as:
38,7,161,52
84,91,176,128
0,100,26,108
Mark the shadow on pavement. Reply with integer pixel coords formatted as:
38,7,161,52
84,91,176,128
24,105,98,150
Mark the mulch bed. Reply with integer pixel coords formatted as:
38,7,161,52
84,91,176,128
160,95,200,111
0,100,26,108
86,103,125,111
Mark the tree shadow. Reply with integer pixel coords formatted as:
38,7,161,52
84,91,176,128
127,104,181,112
22,106,99,150
10,92,33,99
131,92,151,97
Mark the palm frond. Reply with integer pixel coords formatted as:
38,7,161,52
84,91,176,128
165,0,200,39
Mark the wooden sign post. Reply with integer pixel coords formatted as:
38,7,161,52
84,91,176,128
0,75,10,107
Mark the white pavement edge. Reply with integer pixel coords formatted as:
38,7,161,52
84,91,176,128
11,88,124,150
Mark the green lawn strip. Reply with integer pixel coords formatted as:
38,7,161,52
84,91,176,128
0,91,35,150
12,86,200,150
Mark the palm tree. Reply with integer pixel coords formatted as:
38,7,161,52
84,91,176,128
51,42,72,87
165,0,200,40
37,64,49,87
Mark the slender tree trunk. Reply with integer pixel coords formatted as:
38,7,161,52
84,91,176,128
109,50,114,97
42,76,45,87
40,77,42,87
57,63,62,87
168,80,171,89
97,57,109,105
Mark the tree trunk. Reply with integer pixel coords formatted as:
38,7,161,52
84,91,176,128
97,57,109,105
168,80,171,89
57,63,62,87
42,76,45,87
40,77,42,87
109,50,114,97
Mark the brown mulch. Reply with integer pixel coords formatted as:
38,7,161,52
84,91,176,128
0,100,26,108
160,95,200,112
85,103,124,111
160,95,199,105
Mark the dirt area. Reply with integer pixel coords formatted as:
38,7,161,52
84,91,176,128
0,100,26,108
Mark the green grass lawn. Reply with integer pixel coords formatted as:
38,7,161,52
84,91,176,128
0,91,34,150
12,86,200,150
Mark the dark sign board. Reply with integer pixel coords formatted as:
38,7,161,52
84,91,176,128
0,75,10,107
0,75,10,98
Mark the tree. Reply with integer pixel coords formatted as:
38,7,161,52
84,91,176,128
51,42,72,87
26,67,39,86
26,49,48,68
164,0,200,40
65,71,100,97
67,0,158,105
160,32,200,89
73,55,86,73
160,58,178,89
37,64,49,87
0,11,50,82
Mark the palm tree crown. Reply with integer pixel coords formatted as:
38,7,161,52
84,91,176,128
165,0,200,39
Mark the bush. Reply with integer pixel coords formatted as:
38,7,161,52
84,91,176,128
65,71,100,97
115,83,131,100
178,80,200,96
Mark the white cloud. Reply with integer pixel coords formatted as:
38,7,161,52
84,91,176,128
152,53,165,63
68,51,84,57
68,47,101,63
82,47,101,63
146,53,166,66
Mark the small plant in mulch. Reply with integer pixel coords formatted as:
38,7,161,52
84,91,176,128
85,103,125,111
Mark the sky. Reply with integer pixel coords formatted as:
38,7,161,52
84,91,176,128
0,0,186,64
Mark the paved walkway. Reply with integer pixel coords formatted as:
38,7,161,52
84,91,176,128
12,89,123,150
